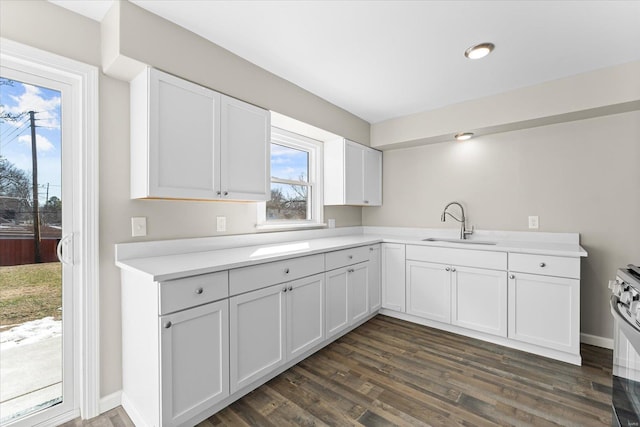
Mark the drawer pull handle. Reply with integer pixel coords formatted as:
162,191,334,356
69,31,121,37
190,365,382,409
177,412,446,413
348,268,355,273
539,262,546,268
284,268,290,274
509,274,515,279
164,321,172,329
195,287,204,295
445,267,450,272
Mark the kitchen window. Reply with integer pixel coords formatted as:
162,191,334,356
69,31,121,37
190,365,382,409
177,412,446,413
257,127,323,229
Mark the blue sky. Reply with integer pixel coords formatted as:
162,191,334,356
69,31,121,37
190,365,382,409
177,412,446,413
0,78,62,203
271,143,308,181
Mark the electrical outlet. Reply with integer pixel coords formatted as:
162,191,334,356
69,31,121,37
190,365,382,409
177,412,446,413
328,219,336,228
131,217,147,237
216,216,226,232
528,216,539,229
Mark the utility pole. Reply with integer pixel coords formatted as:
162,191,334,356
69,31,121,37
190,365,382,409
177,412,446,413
29,110,41,263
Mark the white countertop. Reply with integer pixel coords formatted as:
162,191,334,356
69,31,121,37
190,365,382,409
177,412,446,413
116,227,587,282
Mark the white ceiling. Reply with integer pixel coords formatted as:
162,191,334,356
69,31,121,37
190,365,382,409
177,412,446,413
51,0,640,124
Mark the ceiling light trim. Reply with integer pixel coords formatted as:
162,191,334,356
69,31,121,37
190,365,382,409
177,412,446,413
464,42,495,59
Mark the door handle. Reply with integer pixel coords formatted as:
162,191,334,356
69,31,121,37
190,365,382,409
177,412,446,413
56,233,74,265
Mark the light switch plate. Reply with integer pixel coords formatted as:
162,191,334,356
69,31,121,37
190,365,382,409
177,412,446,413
131,217,147,237
528,215,539,229
216,216,226,232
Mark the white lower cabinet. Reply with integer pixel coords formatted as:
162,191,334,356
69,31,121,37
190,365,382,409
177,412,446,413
229,284,286,393
325,262,369,339
406,259,507,337
406,260,451,323
286,274,325,359
508,272,580,353
229,273,325,393
368,244,382,311
160,300,229,427
382,243,406,312
452,266,507,337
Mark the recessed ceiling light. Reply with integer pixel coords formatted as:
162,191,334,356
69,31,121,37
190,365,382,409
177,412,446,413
464,43,495,59
454,132,474,141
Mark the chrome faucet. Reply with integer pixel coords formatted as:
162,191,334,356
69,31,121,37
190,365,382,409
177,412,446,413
441,201,474,240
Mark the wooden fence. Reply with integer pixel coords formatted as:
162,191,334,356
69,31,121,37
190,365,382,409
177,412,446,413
0,238,60,266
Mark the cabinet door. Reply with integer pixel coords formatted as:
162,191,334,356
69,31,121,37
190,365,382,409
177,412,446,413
160,300,229,427
147,68,221,199
452,266,507,337
220,96,270,201
287,273,325,359
382,243,406,312
348,262,369,324
230,284,285,393
368,245,382,312
363,148,382,206
406,261,451,323
325,268,349,338
344,141,364,205
508,272,580,353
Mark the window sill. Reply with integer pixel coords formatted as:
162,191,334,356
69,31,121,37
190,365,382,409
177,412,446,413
256,222,327,232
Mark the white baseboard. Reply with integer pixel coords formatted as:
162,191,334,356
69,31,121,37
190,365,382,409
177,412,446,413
581,333,613,349
99,391,122,414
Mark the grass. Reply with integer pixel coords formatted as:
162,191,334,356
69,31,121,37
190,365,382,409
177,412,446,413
0,262,62,328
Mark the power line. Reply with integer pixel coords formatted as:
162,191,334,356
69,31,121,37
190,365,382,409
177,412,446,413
0,118,30,138
0,123,31,150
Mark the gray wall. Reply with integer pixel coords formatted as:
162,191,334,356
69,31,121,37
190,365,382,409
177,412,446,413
364,110,640,340
1,0,363,398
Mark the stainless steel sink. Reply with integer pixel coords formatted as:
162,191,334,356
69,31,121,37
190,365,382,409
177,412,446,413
422,237,497,245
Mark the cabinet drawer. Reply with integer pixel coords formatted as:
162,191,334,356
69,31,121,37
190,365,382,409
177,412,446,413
159,271,229,315
509,253,580,279
229,254,324,296
325,245,371,271
406,245,506,271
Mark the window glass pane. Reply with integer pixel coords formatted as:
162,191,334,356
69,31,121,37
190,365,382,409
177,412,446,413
266,182,309,220
271,143,308,182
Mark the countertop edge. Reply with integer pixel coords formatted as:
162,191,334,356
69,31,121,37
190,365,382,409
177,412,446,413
115,233,587,282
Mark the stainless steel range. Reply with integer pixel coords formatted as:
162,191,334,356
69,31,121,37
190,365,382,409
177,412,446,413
609,264,640,427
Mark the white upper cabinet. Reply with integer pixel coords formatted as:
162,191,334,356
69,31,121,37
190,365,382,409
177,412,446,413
220,96,270,200
130,67,270,201
324,138,382,206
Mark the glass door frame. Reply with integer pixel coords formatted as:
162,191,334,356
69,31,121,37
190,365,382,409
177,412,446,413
0,38,100,426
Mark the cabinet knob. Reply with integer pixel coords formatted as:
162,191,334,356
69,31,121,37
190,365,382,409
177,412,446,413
282,287,288,293
369,247,374,251
364,200,369,204
164,321,172,329
195,287,204,295
509,274,515,279
348,268,355,273
348,255,353,259
539,262,546,267
216,191,221,196
284,268,290,274
445,267,450,272
288,286,293,291
451,267,456,272
223,191,229,196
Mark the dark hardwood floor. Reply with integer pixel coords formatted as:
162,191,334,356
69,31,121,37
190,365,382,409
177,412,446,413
64,315,613,426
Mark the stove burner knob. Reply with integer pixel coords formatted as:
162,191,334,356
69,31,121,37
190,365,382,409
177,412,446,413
620,291,632,304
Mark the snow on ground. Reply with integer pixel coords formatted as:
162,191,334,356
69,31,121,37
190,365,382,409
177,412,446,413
0,317,62,351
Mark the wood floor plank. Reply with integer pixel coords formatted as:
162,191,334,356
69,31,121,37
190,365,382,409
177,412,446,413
67,315,613,426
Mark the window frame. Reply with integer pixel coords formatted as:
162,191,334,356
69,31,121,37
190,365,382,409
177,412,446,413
257,127,324,229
